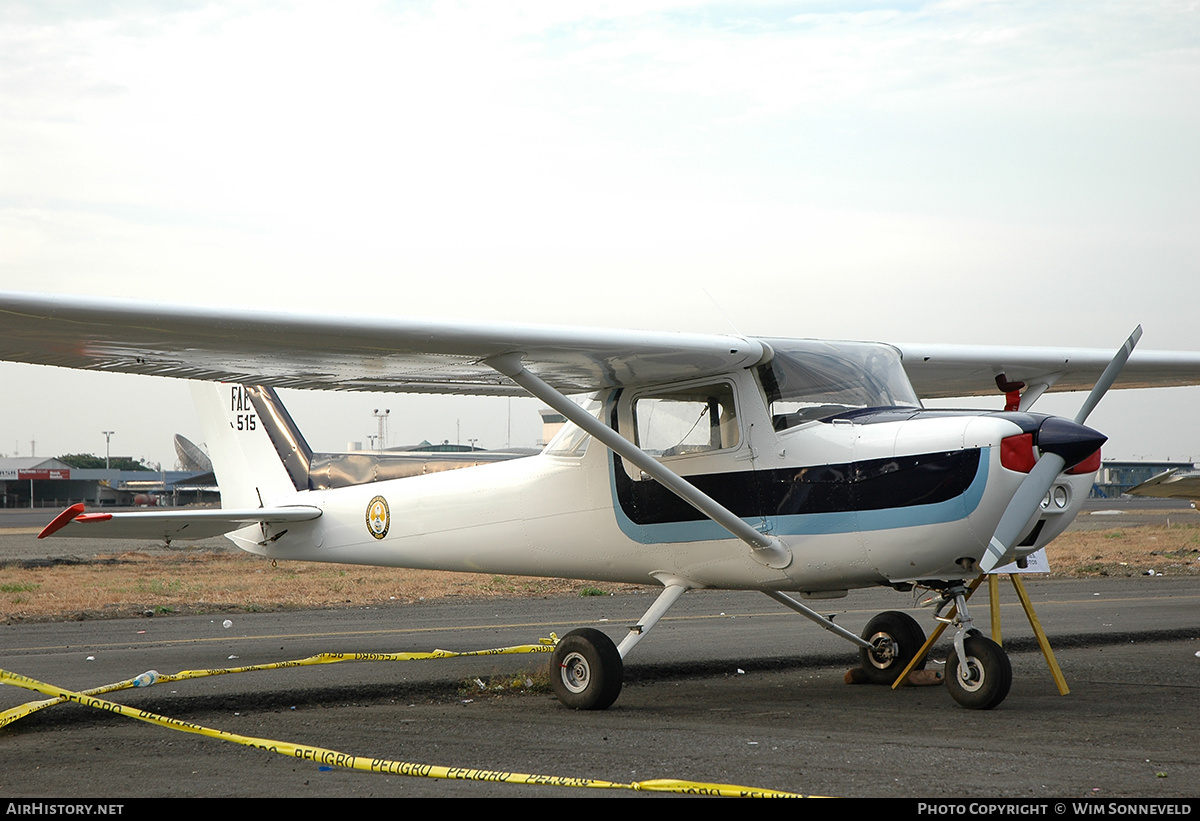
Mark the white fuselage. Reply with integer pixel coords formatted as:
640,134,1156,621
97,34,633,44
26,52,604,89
228,371,1094,595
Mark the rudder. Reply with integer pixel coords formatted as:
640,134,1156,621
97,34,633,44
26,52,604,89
190,383,311,508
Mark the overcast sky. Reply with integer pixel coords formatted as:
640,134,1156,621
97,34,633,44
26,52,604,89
2,1,1198,466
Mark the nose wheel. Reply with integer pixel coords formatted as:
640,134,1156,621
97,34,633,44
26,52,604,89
946,634,1012,710
923,579,1015,709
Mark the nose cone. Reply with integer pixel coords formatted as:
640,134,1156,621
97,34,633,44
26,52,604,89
1037,417,1107,469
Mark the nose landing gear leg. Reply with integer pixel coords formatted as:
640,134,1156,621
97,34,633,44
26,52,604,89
934,581,1012,710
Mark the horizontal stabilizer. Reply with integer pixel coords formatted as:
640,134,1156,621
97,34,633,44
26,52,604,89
38,503,322,541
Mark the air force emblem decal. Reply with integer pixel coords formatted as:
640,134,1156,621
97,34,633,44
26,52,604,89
366,495,390,540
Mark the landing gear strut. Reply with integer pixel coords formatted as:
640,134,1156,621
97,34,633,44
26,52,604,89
931,580,1013,710
549,582,687,710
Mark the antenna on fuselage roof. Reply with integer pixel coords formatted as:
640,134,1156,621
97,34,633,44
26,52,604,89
701,287,744,338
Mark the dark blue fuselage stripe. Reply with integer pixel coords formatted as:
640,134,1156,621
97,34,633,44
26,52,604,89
608,449,990,544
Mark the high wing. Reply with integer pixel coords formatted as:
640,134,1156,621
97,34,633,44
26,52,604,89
3,291,1200,398
37,503,323,541
0,292,766,395
895,342,1200,399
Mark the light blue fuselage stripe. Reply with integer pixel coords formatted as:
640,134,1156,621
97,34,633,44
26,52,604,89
609,448,991,544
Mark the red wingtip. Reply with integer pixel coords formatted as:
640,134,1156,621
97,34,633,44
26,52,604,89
38,503,87,539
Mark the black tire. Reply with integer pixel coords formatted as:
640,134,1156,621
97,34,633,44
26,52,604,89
946,635,1012,710
550,628,623,710
859,610,927,685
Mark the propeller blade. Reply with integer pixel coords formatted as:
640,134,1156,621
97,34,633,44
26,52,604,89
1074,325,1142,425
981,327,1140,574
980,453,1064,573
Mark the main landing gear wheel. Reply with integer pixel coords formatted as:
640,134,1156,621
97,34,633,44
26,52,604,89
551,628,623,710
946,635,1012,710
859,611,927,685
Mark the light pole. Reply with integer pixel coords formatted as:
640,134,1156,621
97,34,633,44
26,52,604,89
373,409,390,453
101,431,114,469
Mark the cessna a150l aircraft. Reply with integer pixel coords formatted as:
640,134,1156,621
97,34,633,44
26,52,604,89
5,291,1200,712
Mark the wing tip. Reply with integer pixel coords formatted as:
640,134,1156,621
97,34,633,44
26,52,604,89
37,503,87,539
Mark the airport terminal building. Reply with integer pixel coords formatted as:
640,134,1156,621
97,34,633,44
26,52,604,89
0,457,215,509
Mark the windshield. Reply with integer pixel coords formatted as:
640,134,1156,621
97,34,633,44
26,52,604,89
757,339,920,431
542,397,603,457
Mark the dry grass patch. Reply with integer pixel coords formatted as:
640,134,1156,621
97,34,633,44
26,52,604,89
0,551,620,622
1,524,1196,622
1047,523,1200,577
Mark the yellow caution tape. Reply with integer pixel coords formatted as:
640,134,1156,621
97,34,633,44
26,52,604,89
0,667,814,797
0,672,147,728
0,638,558,727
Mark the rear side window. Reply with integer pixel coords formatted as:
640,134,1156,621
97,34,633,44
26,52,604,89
634,383,739,457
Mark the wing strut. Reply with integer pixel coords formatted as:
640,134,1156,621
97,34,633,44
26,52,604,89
486,354,792,569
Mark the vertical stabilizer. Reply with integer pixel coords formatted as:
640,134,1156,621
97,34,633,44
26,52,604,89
190,383,307,508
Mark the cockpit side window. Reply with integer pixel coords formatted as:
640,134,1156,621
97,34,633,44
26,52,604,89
633,382,739,457
758,340,920,432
